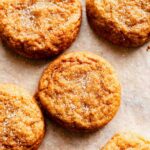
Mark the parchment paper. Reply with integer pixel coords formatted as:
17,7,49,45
0,1,150,150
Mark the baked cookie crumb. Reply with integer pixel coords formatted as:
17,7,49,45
147,45,150,51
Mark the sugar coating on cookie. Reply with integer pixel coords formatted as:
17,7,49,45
0,84,45,150
38,52,121,131
102,132,150,150
86,0,150,47
0,0,81,58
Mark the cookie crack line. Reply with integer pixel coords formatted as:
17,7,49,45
39,54,102,92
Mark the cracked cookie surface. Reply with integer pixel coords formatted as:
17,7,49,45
102,132,150,150
38,52,121,131
0,84,45,150
86,0,150,47
0,0,81,58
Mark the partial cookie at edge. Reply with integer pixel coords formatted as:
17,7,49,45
0,0,82,59
0,84,45,150
102,132,150,150
86,0,150,47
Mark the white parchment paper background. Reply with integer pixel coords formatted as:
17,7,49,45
0,1,150,150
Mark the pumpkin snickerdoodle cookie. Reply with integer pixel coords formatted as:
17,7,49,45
38,52,121,131
86,0,150,47
102,132,150,150
0,0,81,59
0,84,45,150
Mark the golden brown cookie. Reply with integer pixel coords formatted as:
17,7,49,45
86,0,150,47
0,84,45,150
38,52,121,131
0,0,81,59
102,132,150,150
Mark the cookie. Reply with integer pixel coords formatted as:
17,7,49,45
0,84,45,150
86,0,150,47
0,0,81,59
102,132,150,150
38,52,121,131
